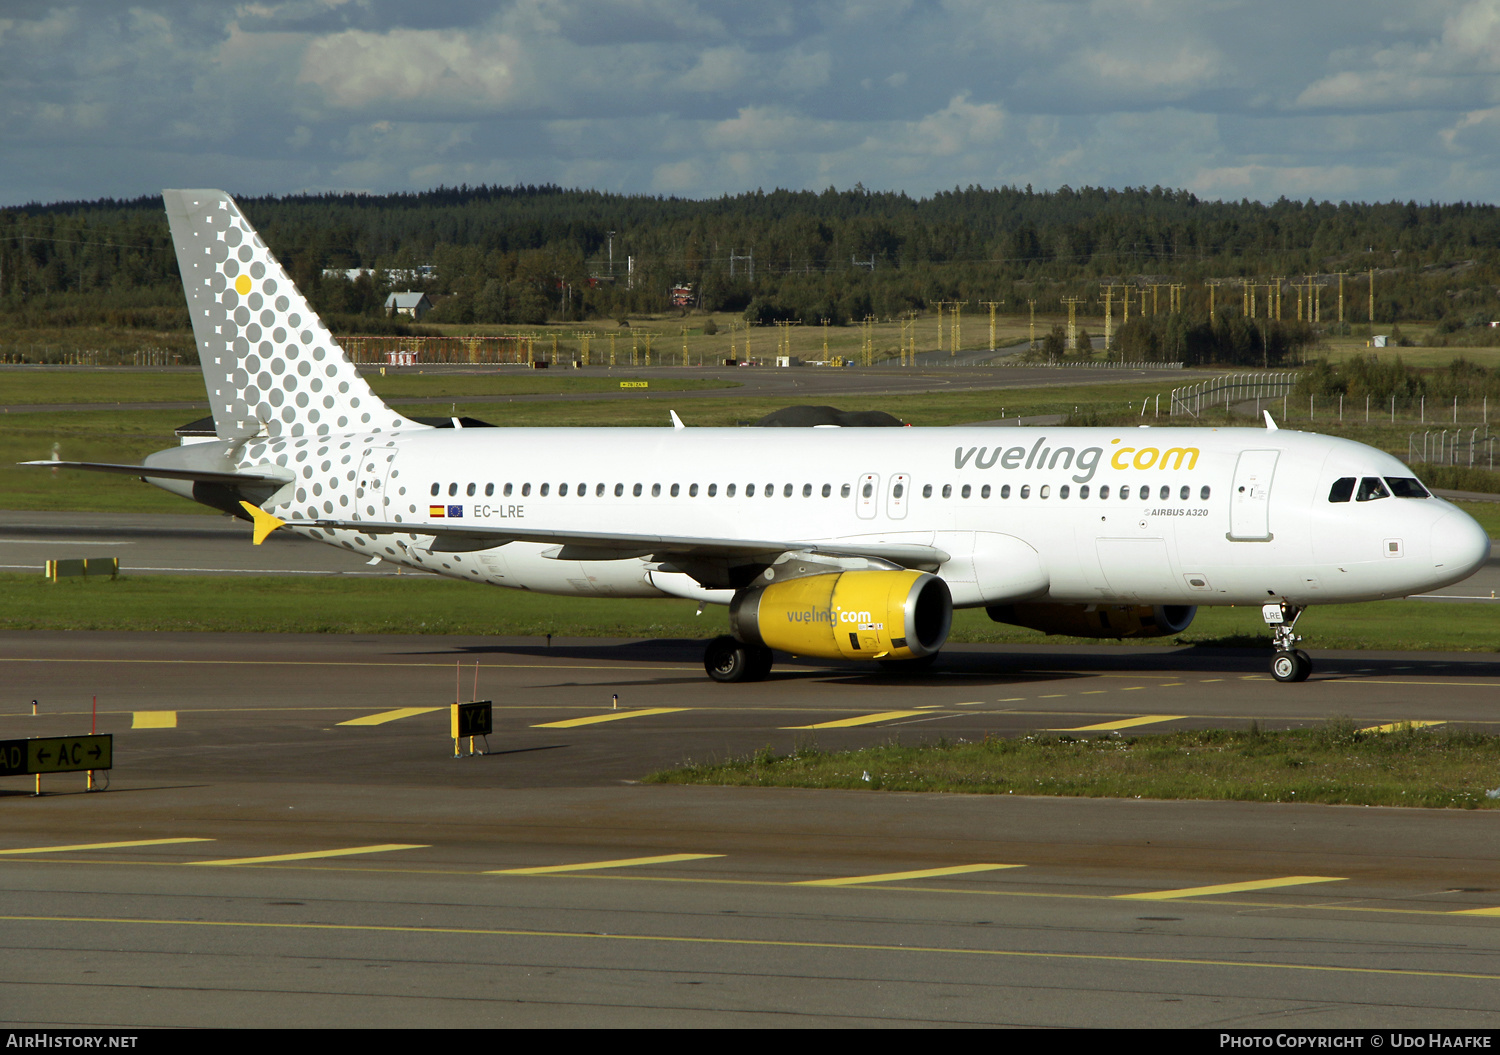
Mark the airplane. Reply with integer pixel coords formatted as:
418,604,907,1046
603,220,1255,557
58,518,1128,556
24,190,1492,684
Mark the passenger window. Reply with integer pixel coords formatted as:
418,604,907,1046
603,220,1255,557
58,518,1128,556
504,483,513,497
521,483,531,497
651,483,661,497
862,482,873,498
614,483,624,497
1120,485,1131,500
633,483,643,497
1059,484,1070,499
727,483,737,497
1200,485,1210,500
1159,485,1170,500
1079,485,1089,499
558,483,568,497
540,483,550,496
841,484,850,498
747,483,756,497
670,483,680,497
1000,484,1011,498
1020,485,1031,499
1328,478,1355,503
806,483,816,498
941,484,952,498
708,483,718,496
1099,484,1110,499
981,484,991,499
821,484,831,497
1356,477,1390,502
448,482,458,496
577,483,586,498
1040,485,1051,499
466,483,476,497
484,483,494,497
430,483,440,497
1179,485,1189,500
595,483,604,497
689,483,698,497
961,484,971,498
783,483,793,497
1386,477,1430,498
922,484,932,498
766,484,774,498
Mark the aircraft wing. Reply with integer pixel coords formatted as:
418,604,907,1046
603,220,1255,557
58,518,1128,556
301,517,950,568
18,460,292,486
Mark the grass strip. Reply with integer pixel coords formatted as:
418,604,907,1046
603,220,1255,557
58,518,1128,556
1,573,1498,651
645,722,1500,809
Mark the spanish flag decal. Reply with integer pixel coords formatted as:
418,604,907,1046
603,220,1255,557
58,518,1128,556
430,504,445,517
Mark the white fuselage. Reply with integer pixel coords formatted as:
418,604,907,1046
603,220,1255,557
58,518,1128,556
219,423,1491,609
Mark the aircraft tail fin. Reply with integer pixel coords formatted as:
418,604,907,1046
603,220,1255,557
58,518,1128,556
162,189,423,442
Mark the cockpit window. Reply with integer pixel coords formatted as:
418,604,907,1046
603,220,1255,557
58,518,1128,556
1328,477,1355,503
1356,477,1390,502
1385,477,1430,498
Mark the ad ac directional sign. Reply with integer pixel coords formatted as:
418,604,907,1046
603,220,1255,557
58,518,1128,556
0,735,113,776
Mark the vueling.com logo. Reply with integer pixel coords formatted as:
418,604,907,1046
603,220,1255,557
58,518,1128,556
786,608,874,624
955,436,1200,484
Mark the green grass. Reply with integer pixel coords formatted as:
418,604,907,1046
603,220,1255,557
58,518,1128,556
2,573,1498,651
644,722,1500,809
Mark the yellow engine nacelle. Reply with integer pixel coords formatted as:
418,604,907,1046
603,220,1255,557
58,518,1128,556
731,570,952,661
986,603,1196,639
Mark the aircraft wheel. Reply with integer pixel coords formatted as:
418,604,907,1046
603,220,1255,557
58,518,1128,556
747,645,774,681
1293,649,1313,682
1271,651,1304,683
705,636,761,683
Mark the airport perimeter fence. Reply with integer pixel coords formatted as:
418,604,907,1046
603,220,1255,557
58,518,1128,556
1408,428,1497,470
0,344,188,366
1170,372,1298,417
998,359,1184,370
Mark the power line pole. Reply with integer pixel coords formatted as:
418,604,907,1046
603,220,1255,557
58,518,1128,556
980,300,1003,352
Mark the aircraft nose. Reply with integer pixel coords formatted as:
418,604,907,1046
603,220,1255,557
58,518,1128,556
1431,509,1492,579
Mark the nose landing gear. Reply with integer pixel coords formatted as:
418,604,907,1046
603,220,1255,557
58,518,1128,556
1263,602,1311,682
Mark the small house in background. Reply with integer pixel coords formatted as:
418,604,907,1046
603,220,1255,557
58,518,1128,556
385,292,433,320
670,283,695,308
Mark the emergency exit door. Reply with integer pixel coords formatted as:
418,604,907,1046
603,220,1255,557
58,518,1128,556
1228,450,1278,541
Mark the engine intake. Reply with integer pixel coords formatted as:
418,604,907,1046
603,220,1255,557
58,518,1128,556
732,570,952,661
986,603,1196,639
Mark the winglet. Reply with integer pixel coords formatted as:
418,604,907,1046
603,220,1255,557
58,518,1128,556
670,410,685,430
1263,410,1279,431
239,501,286,545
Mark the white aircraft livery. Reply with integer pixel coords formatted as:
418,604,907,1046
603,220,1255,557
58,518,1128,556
28,190,1492,683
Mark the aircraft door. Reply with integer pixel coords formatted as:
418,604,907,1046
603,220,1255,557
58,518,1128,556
355,446,399,522
855,473,879,519
887,473,910,519
1228,450,1279,541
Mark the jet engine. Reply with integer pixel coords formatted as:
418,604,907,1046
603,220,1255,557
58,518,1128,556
986,602,1196,638
731,569,952,661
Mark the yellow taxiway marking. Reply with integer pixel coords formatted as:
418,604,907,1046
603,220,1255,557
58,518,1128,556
1119,686,1144,691
487,853,724,876
190,844,428,867
532,707,688,729
1114,876,1345,901
1080,690,1107,695
1360,720,1445,734
338,706,443,727
998,698,1026,702
131,711,176,729
796,863,1023,887
1050,715,1186,732
783,710,925,729
8,914,1499,982
956,701,985,706
0,838,213,856
1452,906,1500,917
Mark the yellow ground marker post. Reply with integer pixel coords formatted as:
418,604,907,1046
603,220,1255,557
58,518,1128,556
190,844,429,866
796,864,1023,887
1114,876,1345,900
487,853,724,875
1360,721,1445,734
338,707,443,727
132,711,177,729
532,708,687,729
0,838,213,855
1049,715,1186,732
783,710,925,730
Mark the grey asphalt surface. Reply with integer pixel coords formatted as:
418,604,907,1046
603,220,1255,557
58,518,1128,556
4,631,1500,1027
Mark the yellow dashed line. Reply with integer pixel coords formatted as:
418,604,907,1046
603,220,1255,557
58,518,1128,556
796,863,1023,887
131,711,176,729
0,838,213,855
488,853,723,875
1049,715,1187,732
783,710,925,729
532,707,689,729
191,844,428,866
1114,876,1345,900
338,706,443,727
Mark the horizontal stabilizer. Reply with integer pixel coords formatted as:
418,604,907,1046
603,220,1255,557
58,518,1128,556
17,460,292,486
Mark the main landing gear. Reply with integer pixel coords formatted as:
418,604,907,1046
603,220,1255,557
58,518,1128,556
704,635,773,683
1263,602,1311,683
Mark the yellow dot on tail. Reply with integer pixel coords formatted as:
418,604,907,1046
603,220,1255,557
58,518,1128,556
235,275,251,295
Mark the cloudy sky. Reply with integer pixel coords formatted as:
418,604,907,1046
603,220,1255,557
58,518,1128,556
5,0,1500,206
